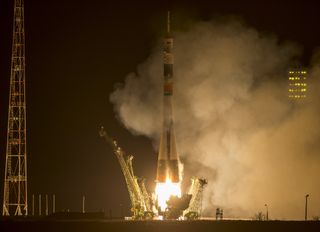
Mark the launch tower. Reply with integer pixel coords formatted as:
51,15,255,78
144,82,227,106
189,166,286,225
2,0,28,216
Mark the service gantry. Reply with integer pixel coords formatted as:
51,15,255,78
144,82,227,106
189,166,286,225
99,127,153,219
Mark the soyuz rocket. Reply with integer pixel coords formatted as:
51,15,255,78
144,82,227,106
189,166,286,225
156,12,180,183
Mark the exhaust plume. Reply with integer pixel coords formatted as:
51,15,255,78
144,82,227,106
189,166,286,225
110,19,320,219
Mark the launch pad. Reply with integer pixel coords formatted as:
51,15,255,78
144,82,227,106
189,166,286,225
100,126,207,220
1,217,319,232
99,12,207,220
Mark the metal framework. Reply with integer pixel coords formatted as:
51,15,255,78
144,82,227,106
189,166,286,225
2,0,28,216
184,178,207,219
99,127,152,219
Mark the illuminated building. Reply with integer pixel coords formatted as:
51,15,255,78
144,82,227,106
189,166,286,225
288,69,307,99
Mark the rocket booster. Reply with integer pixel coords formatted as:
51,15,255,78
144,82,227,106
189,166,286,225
156,12,180,183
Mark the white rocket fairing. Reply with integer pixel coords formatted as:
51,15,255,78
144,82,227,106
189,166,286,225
156,12,180,183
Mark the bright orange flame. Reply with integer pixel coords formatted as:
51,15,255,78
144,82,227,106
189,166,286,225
155,178,181,212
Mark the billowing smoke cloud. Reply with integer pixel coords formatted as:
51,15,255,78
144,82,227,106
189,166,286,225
110,19,320,220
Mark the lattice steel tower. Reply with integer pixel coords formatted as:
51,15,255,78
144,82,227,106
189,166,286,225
2,0,28,216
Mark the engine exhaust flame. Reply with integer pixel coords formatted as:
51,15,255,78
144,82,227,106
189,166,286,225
155,178,181,212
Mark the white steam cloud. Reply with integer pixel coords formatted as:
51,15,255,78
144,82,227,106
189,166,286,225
110,19,320,220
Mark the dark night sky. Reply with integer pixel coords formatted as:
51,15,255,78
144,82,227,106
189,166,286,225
0,0,320,216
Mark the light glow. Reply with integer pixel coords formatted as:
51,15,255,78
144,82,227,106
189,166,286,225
155,178,181,212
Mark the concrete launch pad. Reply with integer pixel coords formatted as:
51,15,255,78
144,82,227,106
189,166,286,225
1,218,319,232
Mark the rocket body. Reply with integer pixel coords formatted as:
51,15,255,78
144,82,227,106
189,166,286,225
156,20,180,183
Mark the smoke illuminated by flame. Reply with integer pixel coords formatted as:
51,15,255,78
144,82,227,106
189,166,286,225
155,178,181,211
110,18,320,219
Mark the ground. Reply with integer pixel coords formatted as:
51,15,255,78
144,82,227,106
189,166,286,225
0,218,319,232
